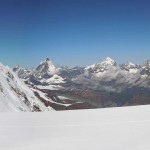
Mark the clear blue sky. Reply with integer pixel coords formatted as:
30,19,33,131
0,0,150,68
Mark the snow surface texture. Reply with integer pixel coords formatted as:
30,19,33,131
0,105,150,150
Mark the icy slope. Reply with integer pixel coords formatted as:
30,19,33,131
0,63,50,112
0,105,150,150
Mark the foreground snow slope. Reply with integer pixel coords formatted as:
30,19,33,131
0,105,150,150
0,63,52,112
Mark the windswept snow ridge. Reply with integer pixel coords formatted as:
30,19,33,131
0,63,51,112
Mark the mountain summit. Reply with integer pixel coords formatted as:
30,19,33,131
32,58,60,81
37,58,56,74
85,57,117,72
100,57,116,66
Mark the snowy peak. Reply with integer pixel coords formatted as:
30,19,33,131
120,61,139,73
85,57,117,71
121,61,138,69
99,57,116,66
36,58,57,75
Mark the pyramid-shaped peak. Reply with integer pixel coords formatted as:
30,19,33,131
37,58,57,74
100,57,116,66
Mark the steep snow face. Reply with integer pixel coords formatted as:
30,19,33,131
0,63,49,112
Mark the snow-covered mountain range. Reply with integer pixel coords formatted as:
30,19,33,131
1,57,150,112
14,57,150,92
0,60,95,112
73,57,150,92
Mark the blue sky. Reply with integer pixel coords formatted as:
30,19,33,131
0,0,150,68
